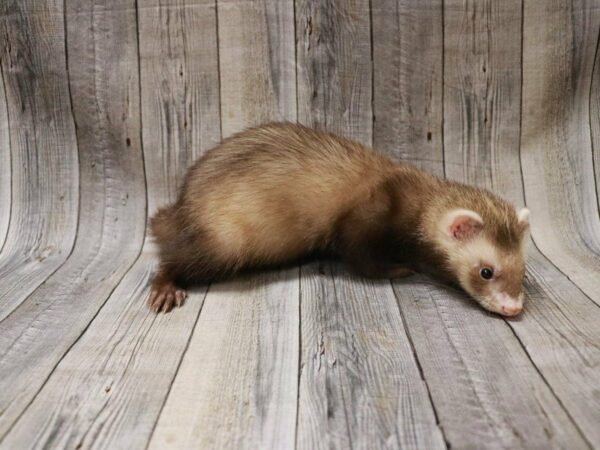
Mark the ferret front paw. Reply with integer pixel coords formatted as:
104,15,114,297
148,280,187,313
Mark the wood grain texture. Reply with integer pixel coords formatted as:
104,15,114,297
139,0,221,210
393,276,589,449
0,0,146,438
297,264,445,450
0,253,208,450
148,1,299,447
444,0,523,198
372,0,444,176
149,270,300,450
217,0,296,134
296,0,372,143
0,0,79,320
0,1,222,448
521,0,600,304
296,2,444,448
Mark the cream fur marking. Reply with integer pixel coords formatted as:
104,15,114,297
517,207,530,224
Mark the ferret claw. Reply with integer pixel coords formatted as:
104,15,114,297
148,282,187,314
175,289,187,307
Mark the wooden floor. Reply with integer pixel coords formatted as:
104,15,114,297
1,0,600,448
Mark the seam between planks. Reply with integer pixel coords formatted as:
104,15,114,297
329,265,354,450
214,0,223,139
293,5,301,446
441,0,446,179
0,62,12,254
294,265,302,450
293,0,299,127
390,280,449,449
134,0,149,231
588,23,600,221
368,0,374,144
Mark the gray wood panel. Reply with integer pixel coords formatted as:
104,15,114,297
521,0,600,304
139,0,222,210
443,0,523,196
217,0,296,132
296,0,372,142
297,265,445,450
148,1,300,448
296,1,444,448
0,0,146,439
372,0,444,176
0,0,79,320
0,0,222,448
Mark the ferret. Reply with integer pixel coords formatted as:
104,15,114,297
148,122,530,317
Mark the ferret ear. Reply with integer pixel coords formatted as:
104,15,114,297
517,207,530,226
443,209,484,241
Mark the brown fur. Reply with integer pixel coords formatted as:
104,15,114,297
148,122,528,313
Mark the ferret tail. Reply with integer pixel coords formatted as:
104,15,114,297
149,206,179,244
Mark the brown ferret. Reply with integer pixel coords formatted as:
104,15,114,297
148,122,530,316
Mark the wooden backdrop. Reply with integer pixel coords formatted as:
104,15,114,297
0,0,599,448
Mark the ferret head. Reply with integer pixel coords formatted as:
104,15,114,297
431,204,530,317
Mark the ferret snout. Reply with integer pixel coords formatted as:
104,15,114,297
493,292,523,317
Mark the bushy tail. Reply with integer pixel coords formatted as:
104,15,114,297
149,206,179,244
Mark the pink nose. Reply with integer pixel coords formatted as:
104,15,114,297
494,292,523,317
501,304,522,316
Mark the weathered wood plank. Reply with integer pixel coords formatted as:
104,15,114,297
0,0,221,448
0,0,79,320
148,1,299,448
444,0,523,195
296,1,444,448
139,0,222,208
372,0,444,176
296,0,372,142
297,265,445,450
0,65,10,252
0,0,146,439
440,0,600,446
149,270,300,450
521,0,600,304
217,0,296,133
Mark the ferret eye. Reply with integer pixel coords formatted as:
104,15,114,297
480,267,494,280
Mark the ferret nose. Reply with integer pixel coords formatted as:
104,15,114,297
501,304,522,316
495,292,523,317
